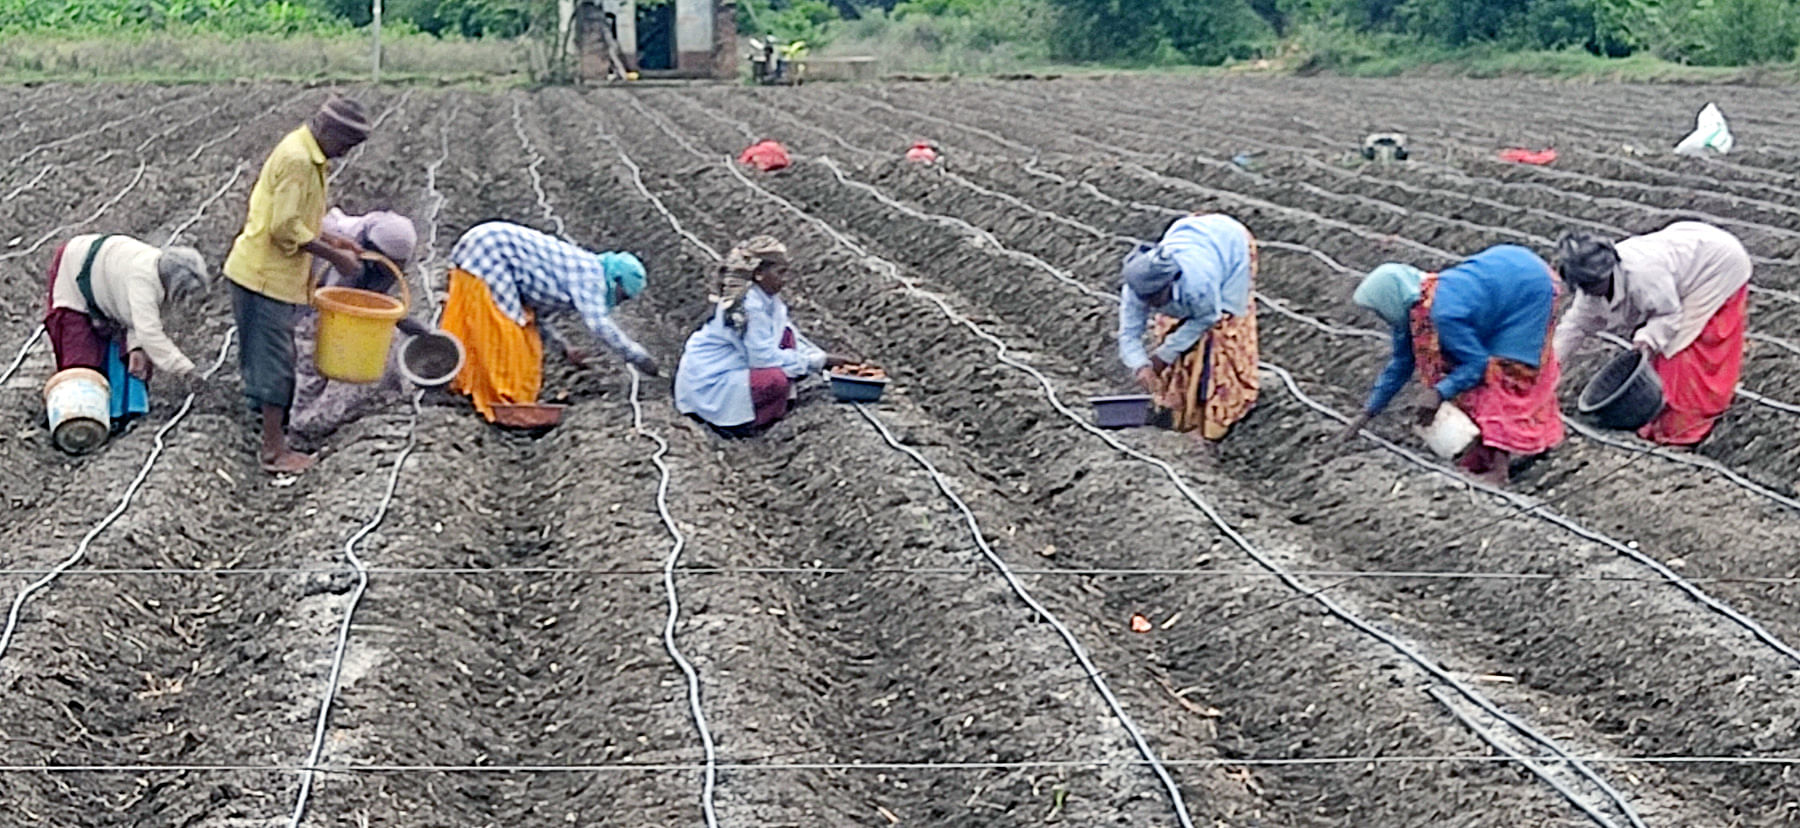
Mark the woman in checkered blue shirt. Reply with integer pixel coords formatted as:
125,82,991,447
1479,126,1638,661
441,221,657,422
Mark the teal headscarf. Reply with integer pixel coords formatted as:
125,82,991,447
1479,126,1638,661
600,252,646,309
1353,263,1425,327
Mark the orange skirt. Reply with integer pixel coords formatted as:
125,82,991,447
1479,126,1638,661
1151,309,1260,440
441,268,544,422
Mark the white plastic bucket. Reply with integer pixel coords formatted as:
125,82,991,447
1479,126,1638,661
43,367,110,454
1415,402,1480,459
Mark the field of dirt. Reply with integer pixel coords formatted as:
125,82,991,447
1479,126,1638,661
4,76,1800,827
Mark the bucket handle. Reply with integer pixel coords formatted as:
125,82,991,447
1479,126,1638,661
310,250,412,313
362,251,412,313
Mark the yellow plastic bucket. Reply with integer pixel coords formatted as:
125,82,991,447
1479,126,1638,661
313,254,410,384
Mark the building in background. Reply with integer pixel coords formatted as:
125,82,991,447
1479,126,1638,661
562,0,736,80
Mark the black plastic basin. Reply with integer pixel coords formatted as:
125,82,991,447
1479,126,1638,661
1578,349,1665,430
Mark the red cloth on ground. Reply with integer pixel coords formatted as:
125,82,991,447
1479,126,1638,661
739,140,791,172
1499,148,1558,165
905,144,939,163
1639,283,1747,446
748,328,798,427
1411,273,1565,461
42,242,106,372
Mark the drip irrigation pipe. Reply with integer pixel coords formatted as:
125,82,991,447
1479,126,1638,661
628,368,721,828
32,564,1800,584
606,104,1179,824
286,97,457,828
693,141,1645,827
284,406,413,828
855,403,1196,828
512,96,568,239
0,328,236,666
981,82,1800,273
0,89,97,149
185,125,245,165
718,95,877,160
16,754,1800,773
0,160,147,262
809,152,1800,533
817,155,1376,343
2,166,52,202
284,406,414,828
1426,687,1622,828
134,98,235,155
595,119,721,260
166,163,246,245
935,82,1800,270
593,111,722,828
10,93,197,170
1120,155,1800,301
1012,159,1800,420
0,162,246,414
1267,362,1800,667
0,327,45,388
631,98,1800,823
661,92,755,143
853,94,1037,156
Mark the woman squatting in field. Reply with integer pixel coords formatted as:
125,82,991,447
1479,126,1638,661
288,209,419,447
674,236,856,436
43,234,208,432
1116,213,1261,453
1343,245,1566,486
441,220,658,422
1552,222,1752,447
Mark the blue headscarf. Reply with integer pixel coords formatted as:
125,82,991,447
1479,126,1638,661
1121,243,1181,298
1353,263,1425,327
600,252,646,309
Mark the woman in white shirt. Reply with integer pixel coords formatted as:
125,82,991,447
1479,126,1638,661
1553,222,1752,446
675,236,851,435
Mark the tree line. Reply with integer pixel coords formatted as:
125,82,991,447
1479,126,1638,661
7,0,1797,70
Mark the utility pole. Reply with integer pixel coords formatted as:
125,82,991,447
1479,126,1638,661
372,0,383,83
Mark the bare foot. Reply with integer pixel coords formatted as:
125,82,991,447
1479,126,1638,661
1193,435,1221,465
1473,466,1509,487
261,449,316,475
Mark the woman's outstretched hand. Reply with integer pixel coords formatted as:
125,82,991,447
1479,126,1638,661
1135,365,1159,393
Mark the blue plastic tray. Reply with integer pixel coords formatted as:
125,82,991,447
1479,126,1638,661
1090,394,1152,428
830,374,889,402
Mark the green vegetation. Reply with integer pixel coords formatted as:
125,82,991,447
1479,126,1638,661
0,31,526,81
740,0,843,48
6,0,1800,80
813,0,1800,74
0,0,347,36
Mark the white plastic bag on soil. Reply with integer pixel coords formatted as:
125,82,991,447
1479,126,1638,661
1675,103,1733,155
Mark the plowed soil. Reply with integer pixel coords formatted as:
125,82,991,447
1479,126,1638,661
5,76,1800,827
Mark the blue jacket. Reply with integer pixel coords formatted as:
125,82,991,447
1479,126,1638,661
1366,245,1556,414
1117,215,1253,370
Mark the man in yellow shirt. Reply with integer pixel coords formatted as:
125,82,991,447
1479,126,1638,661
224,97,370,474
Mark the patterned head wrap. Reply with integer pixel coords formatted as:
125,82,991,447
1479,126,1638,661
717,235,789,331
1353,263,1426,327
1553,232,1619,295
600,252,647,309
156,246,207,302
1121,243,1180,298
